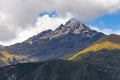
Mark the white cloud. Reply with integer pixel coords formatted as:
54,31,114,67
0,0,120,45
0,14,72,46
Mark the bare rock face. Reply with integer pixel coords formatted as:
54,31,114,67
64,18,86,34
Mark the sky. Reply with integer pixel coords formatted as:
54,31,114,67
0,0,120,46
88,10,120,34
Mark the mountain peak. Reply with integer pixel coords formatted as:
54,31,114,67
65,18,86,29
68,18,80,24
55,18,88,35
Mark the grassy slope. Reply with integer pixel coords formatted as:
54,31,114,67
0,51,38,66
68,34,120,60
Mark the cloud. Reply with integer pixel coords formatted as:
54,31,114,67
0,14,72,46
0,0,120,45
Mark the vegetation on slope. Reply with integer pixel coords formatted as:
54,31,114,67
68,34,120,60
94,34,120,44
0,51,38,66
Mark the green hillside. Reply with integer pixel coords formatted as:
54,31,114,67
68,34,120,60
0,51,38,67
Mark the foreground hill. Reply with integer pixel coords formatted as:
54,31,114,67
68,34,120,60
0,18,104,66
0,49,120,80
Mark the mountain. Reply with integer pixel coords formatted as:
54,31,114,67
0,18,120,80
0,18,104,66
68,34,120,60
